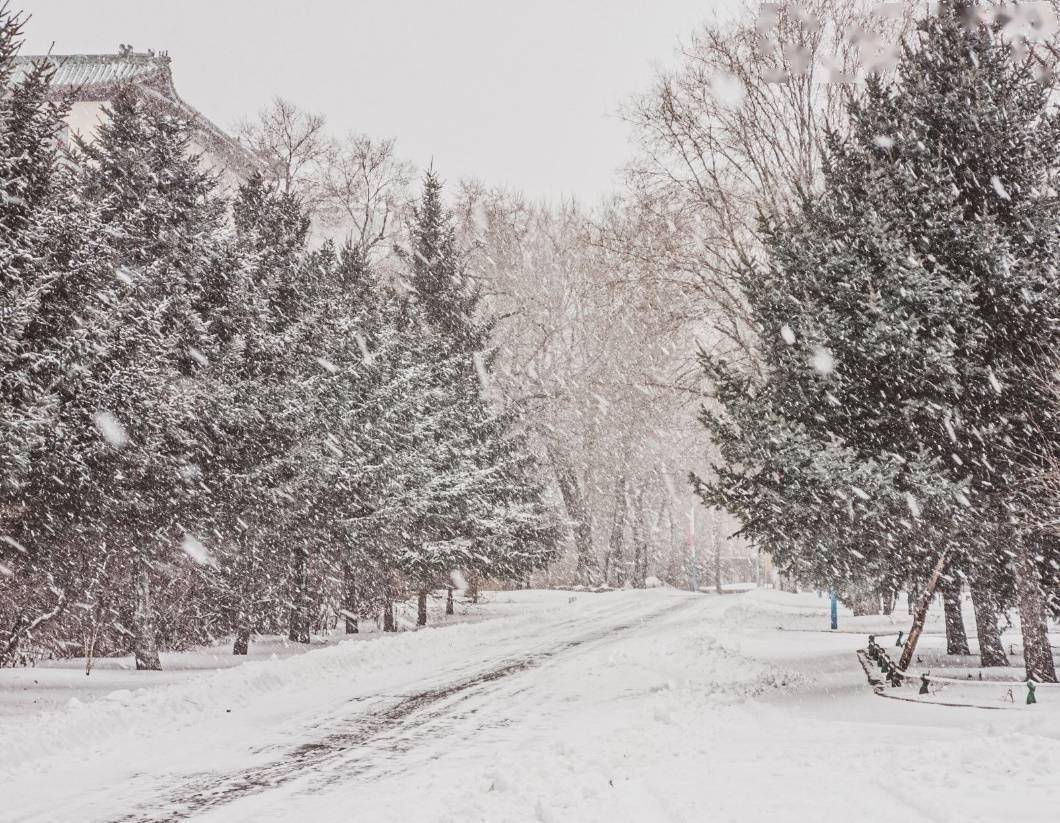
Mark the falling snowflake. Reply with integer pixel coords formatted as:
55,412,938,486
780,324,796,345
810,347,834,375
181,534,216,567
316,357,339,374
1,535,28,554
473,352,490,391
93,411,129,448
354,333,373,364
710,71,746,106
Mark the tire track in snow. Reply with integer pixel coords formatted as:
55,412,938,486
111,595,699,823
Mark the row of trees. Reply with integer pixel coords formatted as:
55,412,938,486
684,2,1060,681
227,47,771,595
0,10,557,668
453,188,721,589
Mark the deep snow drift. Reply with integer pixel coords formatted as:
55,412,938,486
2,588,1059,822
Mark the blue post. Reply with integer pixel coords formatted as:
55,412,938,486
830,591,838,630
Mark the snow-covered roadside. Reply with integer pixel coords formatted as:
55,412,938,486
0,590,506,721
0,589,576,773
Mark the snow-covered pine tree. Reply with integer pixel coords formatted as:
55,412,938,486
195,172,317,652
0,9,81,665
697,1,1060,681
849,2,1060,680
62,86,228,668
402,171,557,613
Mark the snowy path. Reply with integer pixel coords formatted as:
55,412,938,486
4,589,1060,822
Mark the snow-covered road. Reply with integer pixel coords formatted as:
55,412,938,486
5,589,1060,822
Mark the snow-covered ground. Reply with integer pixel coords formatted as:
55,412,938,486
3,588,1059,822
0,591,498,721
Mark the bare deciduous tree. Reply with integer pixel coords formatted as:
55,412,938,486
238,97,328,204
614,0,912,372
318,134,412,260
455,185,734,587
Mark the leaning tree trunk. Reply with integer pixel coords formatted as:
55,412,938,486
416,590,428,626
132,552,162,671
445,587,454,616
899,554,948,671
941,577,971,656
342,558,359,634
288,543,311,644
1013,538,1057,682
605,475,628,587
969,580,1008,667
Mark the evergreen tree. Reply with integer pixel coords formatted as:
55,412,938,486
36,86,228,669
191,173,315,651
0,9,84,664
696,2,1060,680
403,171,557,613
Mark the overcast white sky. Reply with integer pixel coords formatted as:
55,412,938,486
20,0,742,202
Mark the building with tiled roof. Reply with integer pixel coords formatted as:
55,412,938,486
13,46,259,188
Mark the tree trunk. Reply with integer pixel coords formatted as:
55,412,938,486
899,553,948,671
132,553,162,671
466,574,479,604
445,586,454,615
417,590,428,626
712,520,723,594
288,543,311,644
1014,539,1057,682
629,486,649,588
606,475,628,586
383,599,396,632
342,558,359,634
941,577,970,656
233,626,251,656
547,443,596,585
880,589,895,616
969,580,1008,667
